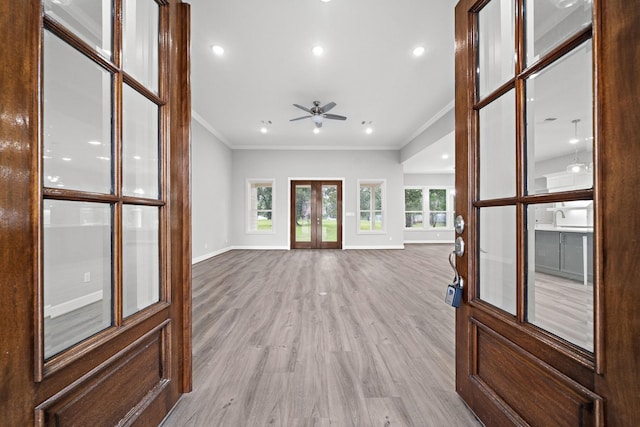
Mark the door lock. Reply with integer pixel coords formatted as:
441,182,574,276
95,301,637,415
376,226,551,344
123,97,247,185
454,215,465,234
454,236,465,257
444,251,464,308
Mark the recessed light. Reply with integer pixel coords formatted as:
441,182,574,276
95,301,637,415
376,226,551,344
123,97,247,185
365,127,373,135
413,46,425,57
312,45,324,56
441,153,449,160
313,128,320,134
569,138,580,144
97,156,111,161
211,45,224,56
88,140,101,145
61,157,72,161
321,0,331,2
260,127,268,134
133,155,142,160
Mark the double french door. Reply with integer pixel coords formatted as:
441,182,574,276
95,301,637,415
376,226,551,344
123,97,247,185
290,180,342,249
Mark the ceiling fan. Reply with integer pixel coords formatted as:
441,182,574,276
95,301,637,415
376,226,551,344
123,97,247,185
289,101,347,128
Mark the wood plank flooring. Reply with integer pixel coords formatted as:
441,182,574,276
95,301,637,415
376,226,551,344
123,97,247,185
161,245,482,426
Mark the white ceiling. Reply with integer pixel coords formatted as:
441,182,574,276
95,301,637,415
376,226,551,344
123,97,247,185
189,0,457,152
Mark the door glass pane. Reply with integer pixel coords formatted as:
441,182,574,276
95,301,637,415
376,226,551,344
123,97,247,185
44,31,112,194
478,0,515,98
44,0,112,59
321,185,338,242
527,202,593,351
295,185,311,242
525,0,592,65
122,0,159,92
479,206,517,315
479,90,516,200
526,41,593,194
43,200,112,359
123,205,159,318
122,84,159,198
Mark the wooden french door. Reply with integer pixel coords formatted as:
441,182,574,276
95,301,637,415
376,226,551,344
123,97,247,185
290,180,342,249
0,1,191,425
454,0,640,425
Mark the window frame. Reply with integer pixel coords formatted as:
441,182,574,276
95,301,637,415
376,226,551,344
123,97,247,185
246,179,275,234
357,179,386,234
404,186,455,231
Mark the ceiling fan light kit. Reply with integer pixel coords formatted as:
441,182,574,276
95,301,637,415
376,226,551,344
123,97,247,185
289,100,347,129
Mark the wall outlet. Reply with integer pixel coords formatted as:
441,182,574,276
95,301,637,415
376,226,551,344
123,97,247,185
204,243,208,249
83,272,91,283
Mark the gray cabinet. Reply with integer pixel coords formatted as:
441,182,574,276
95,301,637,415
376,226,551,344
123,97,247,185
535,231,560,273
535,230,593,283
560,232,594,282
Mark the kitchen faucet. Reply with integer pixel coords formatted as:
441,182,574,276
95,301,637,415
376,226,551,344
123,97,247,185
553,210,566,227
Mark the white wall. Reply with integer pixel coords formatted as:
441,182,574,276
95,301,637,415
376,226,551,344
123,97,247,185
191,119,233,262
231,149,405,249
403,173,455,243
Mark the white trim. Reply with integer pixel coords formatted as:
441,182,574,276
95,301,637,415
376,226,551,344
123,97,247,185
192,247,233,264
402,101,455,147
192,110,234,148
404,240,455,244
44,290,103,319
231,245,290,251
233,145,399,151
343,245,405,250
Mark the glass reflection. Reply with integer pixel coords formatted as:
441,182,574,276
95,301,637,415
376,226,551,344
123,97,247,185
44,0,112,58
44,31,112,194
478,0,515,98
479,90,516,200
527,202,593,351
122,0,159,92
525,0,592,65
479,206,517,315
44,200,112,359
123,205,160,318
122,84,159,199
526,41,593,195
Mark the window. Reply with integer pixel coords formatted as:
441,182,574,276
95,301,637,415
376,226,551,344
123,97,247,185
358,180,385,232
247,180,274,233
41,0,163,362
404,187,455,230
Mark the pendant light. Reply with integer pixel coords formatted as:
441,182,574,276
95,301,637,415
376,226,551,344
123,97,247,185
566,119,586,173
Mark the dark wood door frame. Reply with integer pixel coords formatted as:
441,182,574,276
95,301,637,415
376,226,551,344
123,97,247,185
290,180,343,249
454,0,640,425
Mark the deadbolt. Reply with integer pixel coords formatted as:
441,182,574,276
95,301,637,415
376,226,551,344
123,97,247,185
454,236,465,257
454,215,465,234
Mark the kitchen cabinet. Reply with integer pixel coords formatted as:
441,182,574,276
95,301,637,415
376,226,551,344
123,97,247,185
535,230,560,273
535,230,593,283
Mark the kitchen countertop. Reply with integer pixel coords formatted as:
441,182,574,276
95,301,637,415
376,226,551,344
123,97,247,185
535,224,594,233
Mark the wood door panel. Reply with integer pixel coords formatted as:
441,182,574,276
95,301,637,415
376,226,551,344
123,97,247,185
36,324,169,426
471,320,603,426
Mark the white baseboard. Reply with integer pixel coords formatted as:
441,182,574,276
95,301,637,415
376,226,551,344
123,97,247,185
404,240,454,244
343,245,405,250
192,246,234,264
231,245,290,251
44,290,103,319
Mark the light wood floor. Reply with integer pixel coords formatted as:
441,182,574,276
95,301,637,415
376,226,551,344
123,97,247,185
161,245,482,427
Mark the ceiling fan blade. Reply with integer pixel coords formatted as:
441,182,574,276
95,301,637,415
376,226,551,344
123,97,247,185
293,103,311,113
321,102,336,113
323,113,347,120
290,115,312,121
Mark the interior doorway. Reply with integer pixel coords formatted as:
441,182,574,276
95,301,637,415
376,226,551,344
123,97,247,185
290,180,342,249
